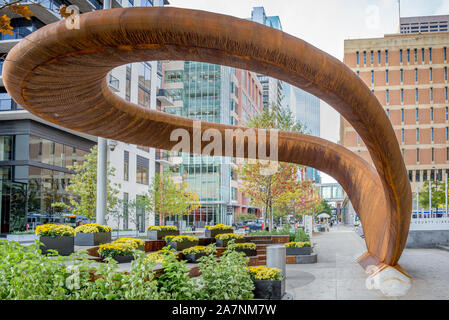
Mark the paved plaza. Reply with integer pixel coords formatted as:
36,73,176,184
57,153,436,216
285,224,449,300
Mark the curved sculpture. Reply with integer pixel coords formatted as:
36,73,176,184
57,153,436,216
3,7,411,269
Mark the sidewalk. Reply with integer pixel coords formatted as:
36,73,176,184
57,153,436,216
285,224,449,300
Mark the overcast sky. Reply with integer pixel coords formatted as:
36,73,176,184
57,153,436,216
167,0,449,182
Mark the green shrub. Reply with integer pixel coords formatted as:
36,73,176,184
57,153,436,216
294,228,310,242
197,241,254,300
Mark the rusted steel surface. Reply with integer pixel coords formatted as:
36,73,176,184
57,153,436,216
2,7,411,267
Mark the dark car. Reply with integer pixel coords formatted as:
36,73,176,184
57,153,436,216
233,221,244,229
244,219,264,232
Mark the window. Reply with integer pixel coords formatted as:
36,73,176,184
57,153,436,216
409,170,413,182
371,70,374,84
141,0,153,6
407,49,410,62
356,51,359,65
123,193,129,229
445,67,447,81
446,87,448,101
363,51,366,65
430,88,433,102
386,89,389,104
431,127,434,141
446,127,448,141
429,68,433,81
385,50,388,64
421,48,425,62
124,151,129,181
357,134,360,144
136,155,149,185
416,108,419,121
356,71,359,77
0,136,12,161
378,50,381,64
386,109,390,118
446,107,448,121
445,47,447,61
400,49,403,63
417,149,420,162
401,89,404,103
416,128,419,142
429,48,432,62
415,88,419,102
414,48,417,63
415,68,418,82
416,170,420,182
423,170,427,181
232,187,238,201
401,128,404,142
447,148,449,161
165,70,182,83
370,50,374,64
125,64,131,101
400,69,403,82
431,107,434,121
385,70,389,83
401,108,404,122
432,148,435,162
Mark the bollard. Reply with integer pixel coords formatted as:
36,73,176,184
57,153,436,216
266,245,286,278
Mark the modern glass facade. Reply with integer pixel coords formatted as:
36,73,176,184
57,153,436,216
0,123,94,233
162,62,233,227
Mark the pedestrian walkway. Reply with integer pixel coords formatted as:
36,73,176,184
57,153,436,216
285,224,449,299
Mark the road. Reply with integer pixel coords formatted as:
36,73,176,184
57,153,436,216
285,224,449,299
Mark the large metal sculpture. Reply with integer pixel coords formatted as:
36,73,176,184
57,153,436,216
2,7,412,294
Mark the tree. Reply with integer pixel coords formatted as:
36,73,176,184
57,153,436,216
0,2,72,35
238,105,321,231
143,171,200,226
53,146,120,221
418,180,446,209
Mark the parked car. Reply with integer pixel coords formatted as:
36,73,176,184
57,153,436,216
244,219,264,232
233,221,244,229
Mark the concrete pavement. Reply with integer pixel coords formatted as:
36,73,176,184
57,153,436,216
285,224,449,299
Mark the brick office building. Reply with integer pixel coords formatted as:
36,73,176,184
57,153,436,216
342,31,449,196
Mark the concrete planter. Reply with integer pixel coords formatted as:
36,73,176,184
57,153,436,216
147,229,179,241
75,232,111,246
183,252,207,263
253,276,286,300
39,236,74,256
216,238,245,248
286,247,312,256
205,229,233,238
235,248,257,256
168,240,198,251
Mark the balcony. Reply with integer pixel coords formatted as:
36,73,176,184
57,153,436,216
156,150,182,166
108,73,120,92
156,88,174,107
0,1,61,25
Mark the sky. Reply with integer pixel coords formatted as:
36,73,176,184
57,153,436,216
167,0,449,182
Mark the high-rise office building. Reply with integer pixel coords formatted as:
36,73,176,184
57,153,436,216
342,29,449,200
400,15,449,34
0,0,168,234
159,61,263,227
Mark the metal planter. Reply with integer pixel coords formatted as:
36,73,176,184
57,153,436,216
39,236,74,256
147,229,180,241
235,248,257,256
253,276,286,300
183,252,207,263
205,229,233,238
168,240,198,251
286,247,312,256
215,238,245,248
75,232,111,246
112,255,134,264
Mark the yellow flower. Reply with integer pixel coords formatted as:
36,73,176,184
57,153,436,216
182,245,216,255
98,242,135,257
75,223,112,233
248,266,282,280
165,235,199,243
284,241,311,248
215,233,244,240
113,238,144,248
206,224,233,231
147,225,178,231
235,242,256,250
35,224,75,237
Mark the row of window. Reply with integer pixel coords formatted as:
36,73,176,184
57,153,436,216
388,106,449,122
384,87,448,104
408,168,449,182
399,127,449,143
368,67,448,84
123,151,149,185
356,47,446,65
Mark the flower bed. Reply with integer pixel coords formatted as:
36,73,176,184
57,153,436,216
233,242,257,257
74,223,112,246
248,266,285,300
284,241,312,255
113,238,145,251
205,224,234,238
182,246,216,263
166,235,199,251
98,242,135,263
145,249,178,264
35,224,75,256
147,225,180,240
215,233,245,247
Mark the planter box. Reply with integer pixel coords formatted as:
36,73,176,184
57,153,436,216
253,276,286,300
235,248,257,256
147,230,180,241
112,255,134,264
39,236,74,256
205,229,233,238
168,240,198,251
286,247,312,256
75,232,111,246
183,252,207,263
216,238,245,248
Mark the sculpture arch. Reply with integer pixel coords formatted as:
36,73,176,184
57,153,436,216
2,7,411,270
